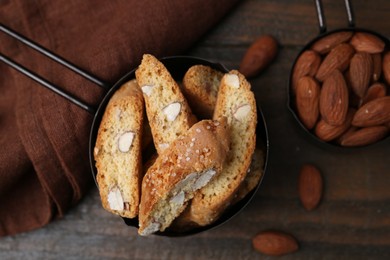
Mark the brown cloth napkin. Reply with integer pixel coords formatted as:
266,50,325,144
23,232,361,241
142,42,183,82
0,0,238,236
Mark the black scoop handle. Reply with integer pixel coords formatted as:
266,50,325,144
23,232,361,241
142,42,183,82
0,23,110,114
315,0,355,33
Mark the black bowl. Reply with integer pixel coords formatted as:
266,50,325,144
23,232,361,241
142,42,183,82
287,28,390,149
89,56,269,236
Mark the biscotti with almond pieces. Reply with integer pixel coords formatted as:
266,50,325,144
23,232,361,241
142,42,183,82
231,148,264,204
182,65,223,119
94,79,144,219
135,54,197,154
138,118,230,236
178,70,257,226
182,65,264,204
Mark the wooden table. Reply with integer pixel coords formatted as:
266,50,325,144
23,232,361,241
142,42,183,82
1,0,390,259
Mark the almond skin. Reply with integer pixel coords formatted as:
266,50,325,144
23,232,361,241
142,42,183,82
292,50,321,93
352,96,390,127
344,71,361,107
319,70,349,126
350,32,385,54
360,83,387,106
315,108,355,141
383,52,390,85
336,126,358,144
296,76,320,129
339,126,389,147
298,164,323,211
252,230,299,256
239,35,278,78
371,53,382,82
349,52,373,98
315,43,355,82
311,31,354,54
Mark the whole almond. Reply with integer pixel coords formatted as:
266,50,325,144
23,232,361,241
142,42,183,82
350,32,385,54
336,126,358,144
343,71,358,105
239,35,278,78
296,76,320,129
298,164,323,211
315,43,355,82
315,108,355,141
339,126,389,147
292,50,321,92
319,70,349,125
311,31,354,54
361,82,387,106
252,230,299,256
371,53,382,82
382,52,390,85
344,69,365,108
352,96,390,127
349,52,373,98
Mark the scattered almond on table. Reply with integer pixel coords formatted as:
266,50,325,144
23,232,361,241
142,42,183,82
298,164,323,211
239,35,278,78
252,230,299,256
252,163,325,256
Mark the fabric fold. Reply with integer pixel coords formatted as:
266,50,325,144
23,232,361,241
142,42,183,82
0,0,239,236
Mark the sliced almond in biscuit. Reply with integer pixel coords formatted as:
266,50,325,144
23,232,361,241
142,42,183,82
107,186,124,211
118,131,135,152
233,104,251,121
141,85,154,96
163,102,181,121
224,74,240,88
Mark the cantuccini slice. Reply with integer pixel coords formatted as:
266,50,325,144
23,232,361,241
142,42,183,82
179,70,257,226
135,54,196,154
94,79,144,219
182,65,223,118
138,119,230,236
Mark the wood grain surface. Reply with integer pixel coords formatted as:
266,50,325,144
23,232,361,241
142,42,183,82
1,0,390,259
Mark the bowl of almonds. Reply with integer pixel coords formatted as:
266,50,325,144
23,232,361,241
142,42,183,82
288,29,390,147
